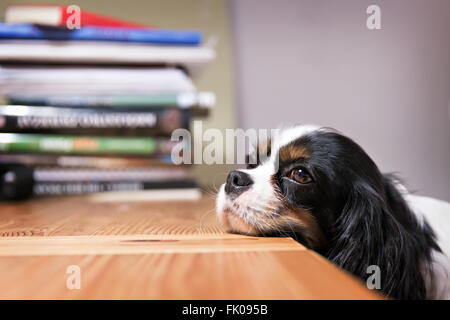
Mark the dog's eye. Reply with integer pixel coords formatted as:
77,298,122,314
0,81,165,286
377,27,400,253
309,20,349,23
289,168,313,184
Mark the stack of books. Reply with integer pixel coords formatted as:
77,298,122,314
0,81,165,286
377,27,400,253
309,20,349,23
0,4,215,201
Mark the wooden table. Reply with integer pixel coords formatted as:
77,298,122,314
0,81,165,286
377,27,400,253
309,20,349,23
0,194,381,299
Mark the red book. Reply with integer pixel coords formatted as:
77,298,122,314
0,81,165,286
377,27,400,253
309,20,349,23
5,4,151,29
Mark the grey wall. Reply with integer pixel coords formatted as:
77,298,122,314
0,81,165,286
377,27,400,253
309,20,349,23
231,0,450,201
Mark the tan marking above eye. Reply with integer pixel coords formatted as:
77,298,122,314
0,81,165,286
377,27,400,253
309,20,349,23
279,144,309,163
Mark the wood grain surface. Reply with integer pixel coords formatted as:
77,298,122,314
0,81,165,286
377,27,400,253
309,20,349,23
0,194,382,299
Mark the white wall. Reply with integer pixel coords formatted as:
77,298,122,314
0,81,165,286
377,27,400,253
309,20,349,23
231,0,450,201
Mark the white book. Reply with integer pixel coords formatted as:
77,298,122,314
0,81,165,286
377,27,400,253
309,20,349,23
0,66,196,95
0,40,215,75
88,188,202,202
5,5,63,26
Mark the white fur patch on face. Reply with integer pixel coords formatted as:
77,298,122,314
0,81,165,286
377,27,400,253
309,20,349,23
271,124,320,157
216,161,279,234
216,124,320,234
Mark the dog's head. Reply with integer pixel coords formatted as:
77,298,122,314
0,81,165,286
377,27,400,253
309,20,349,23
217,124,442,299
216,125,384,250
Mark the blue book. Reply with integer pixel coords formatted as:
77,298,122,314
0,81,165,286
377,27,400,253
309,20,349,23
0,23,202,45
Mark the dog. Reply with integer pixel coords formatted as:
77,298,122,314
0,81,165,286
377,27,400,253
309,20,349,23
216,125,450,299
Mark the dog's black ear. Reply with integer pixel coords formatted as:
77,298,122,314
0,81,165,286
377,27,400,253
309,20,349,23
326,174,437,299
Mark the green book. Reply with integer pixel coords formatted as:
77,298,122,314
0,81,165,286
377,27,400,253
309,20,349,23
0,133,160,155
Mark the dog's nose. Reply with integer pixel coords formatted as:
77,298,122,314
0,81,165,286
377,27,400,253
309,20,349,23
225,170,253,196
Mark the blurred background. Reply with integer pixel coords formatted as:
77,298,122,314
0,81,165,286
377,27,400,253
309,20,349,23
232,0,450,201
0,0,448,201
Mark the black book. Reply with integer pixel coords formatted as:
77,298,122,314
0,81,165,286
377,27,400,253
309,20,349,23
0,105,190,136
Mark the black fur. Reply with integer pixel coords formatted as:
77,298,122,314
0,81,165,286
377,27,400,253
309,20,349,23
275,129,440,299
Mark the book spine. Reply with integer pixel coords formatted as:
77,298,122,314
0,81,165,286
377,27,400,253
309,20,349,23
7,92,215,109
0,107,190,135
33,180,197,196
0,133,180,155
5,5,150,28
60,7,150,28
0,154,176,168
8,94,178,107
33,167,188,182
0,23,202,45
